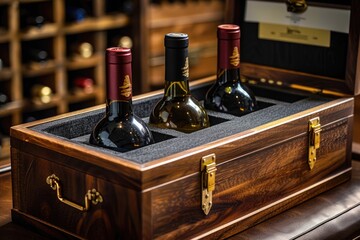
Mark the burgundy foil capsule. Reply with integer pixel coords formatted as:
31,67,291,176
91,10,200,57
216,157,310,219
217,24,241,69
217,24,241,40
106,47,133,101
106,47,132,64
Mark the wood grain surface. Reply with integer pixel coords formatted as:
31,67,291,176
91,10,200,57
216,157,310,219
9,101,353,239
0,171,12,226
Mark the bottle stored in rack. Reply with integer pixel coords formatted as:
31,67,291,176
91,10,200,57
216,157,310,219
31,84,53,104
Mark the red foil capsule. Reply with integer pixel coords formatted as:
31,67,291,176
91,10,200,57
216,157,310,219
106,47,133,101
217,24,241,69
73,77,94,93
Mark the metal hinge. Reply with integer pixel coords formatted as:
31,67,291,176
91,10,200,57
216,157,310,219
308,117,321,170
201,154,217,215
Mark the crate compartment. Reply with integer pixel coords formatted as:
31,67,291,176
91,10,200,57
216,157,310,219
31,82,330,164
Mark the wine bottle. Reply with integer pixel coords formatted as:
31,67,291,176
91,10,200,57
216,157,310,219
90,47,154,152
204,24,257,116
72,76,94,94
0,92,8,105
20,9,46,29
112,36,133,49
71,42,94,59
149,33,210,133
66,7,87,23
27,48,48,63
31,84,52,104
27,48,49,69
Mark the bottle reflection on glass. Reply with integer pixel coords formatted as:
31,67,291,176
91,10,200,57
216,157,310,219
149,33,210,133
90,47,154,152
204,24,257,116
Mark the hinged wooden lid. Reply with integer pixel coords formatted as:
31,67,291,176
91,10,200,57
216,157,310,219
226,0,360,96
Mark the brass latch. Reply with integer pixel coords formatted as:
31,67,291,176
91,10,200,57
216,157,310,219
308,117,321,170
201,154,217,215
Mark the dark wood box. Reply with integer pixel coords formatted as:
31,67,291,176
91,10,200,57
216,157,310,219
10,1,360,239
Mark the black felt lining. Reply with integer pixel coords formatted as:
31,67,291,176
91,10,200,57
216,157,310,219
31,92,331,164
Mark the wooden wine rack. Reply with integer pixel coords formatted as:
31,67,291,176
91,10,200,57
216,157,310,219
0,0,225,168
0,0,146,136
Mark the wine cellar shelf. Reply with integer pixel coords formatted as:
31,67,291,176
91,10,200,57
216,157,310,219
0,0,225,166
0,0,144,134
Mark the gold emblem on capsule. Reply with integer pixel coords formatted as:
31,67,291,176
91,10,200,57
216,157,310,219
230,47,240,67
182,57,189,78
119,75,132,97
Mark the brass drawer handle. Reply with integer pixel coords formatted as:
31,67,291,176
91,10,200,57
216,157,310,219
46,174,103,212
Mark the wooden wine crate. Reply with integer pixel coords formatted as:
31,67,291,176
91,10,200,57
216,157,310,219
9,0,360,239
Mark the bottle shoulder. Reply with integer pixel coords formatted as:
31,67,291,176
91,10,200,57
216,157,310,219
208,81,255,99
205,81,257,116
149,95,209,133
90,113,154,152
154,95,205,111
95,113,147,130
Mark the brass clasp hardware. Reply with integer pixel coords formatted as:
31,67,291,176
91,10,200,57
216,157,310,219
308,117,321,170
286,0,308,13
201,154,217,215
46,174,103,212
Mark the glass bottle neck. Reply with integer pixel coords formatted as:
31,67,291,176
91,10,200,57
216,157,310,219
105,59,133,119
218,37,240,67
217,36,241,85
106,100,132,120
217,68,241,85
106,62,133,102
164,46,190,98
163,80,190,98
